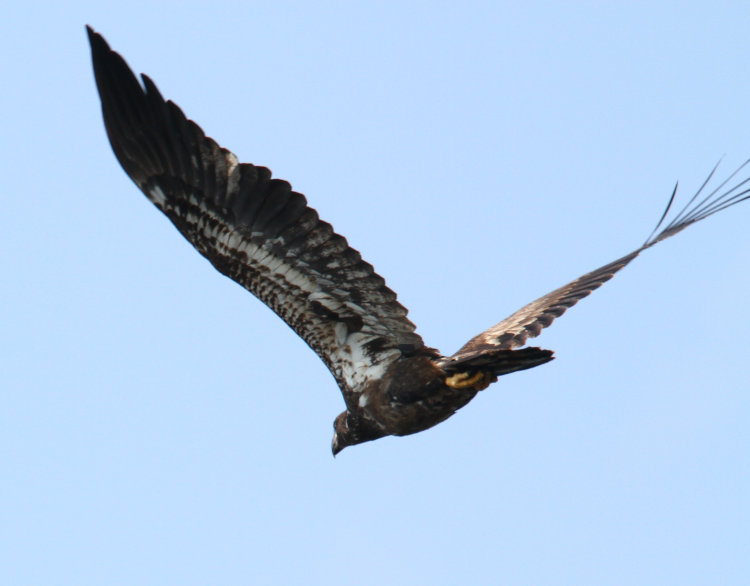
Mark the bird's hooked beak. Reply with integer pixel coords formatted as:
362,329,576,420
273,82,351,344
331,434,343,457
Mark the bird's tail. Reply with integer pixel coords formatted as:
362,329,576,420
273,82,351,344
439,346,554,377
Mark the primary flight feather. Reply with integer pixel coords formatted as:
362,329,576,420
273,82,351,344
87,27,749,455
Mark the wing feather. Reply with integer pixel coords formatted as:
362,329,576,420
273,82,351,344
87,27,422,404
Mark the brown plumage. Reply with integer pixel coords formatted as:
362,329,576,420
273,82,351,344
87,27,750,456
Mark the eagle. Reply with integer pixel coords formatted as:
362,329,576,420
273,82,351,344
87,27,749,455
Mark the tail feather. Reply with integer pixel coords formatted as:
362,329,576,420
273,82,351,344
439,346,554,376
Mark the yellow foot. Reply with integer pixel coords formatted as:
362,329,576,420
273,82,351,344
444,370,493,390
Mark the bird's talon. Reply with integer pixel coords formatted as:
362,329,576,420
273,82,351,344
445,370,489,390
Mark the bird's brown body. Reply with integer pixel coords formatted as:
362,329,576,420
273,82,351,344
332,348,554,454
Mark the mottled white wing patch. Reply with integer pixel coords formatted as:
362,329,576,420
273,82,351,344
339,333,401,390
146,179,407,400
89,27,423,409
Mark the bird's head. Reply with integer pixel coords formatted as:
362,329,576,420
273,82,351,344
332,412,354,456
331,411,385,457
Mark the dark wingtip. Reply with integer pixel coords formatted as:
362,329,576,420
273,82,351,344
642,158,750,250
86,26,115,79
85,25,105,50
643,181,678,248
141,74,166,102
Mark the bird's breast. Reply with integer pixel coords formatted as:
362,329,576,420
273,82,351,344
358,355,479,437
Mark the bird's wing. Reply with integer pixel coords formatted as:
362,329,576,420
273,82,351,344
87,27,424,407
445,160,750,366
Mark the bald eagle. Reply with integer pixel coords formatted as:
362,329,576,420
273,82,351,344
87,27,749,455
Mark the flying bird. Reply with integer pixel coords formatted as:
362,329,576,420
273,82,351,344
87,27,749,455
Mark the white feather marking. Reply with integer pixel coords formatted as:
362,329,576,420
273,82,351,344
261,254,283,273
307,292,342,311
226,153,240,194
148,185,167,207
334,322,349,346
339,332,400,389
344,300,366,314
285,268,318,291
265,236,285,247
225,152,239,175
224,232,243,250
307,291,326,301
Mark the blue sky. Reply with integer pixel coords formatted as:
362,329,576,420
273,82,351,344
2,2,749,584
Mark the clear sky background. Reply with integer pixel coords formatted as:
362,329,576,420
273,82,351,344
2,2,749,584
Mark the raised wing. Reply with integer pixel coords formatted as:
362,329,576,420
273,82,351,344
87,27,423,405
447,160,750,366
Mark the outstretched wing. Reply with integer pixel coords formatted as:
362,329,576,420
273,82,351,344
446,160,750,366
87,27,423,406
